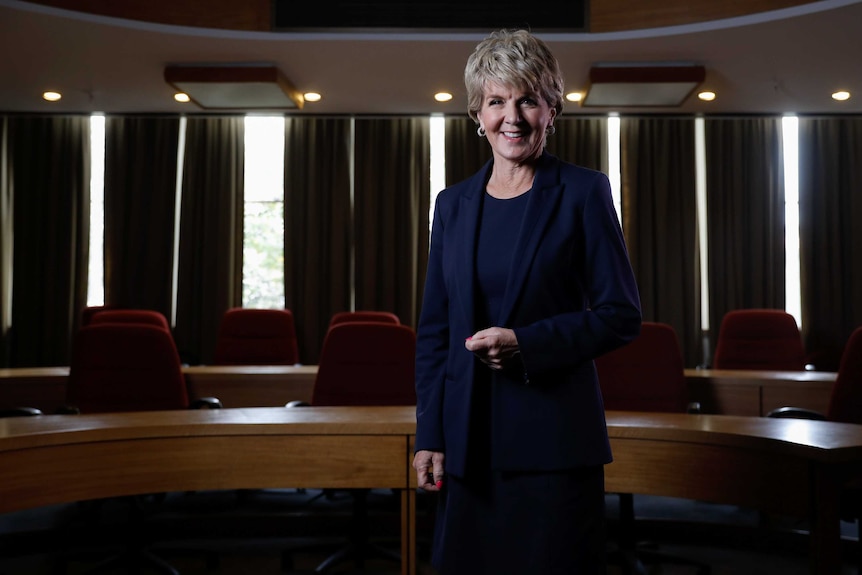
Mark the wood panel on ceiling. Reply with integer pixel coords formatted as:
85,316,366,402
27,0,272,31
590,0,818,33
29,0,820,33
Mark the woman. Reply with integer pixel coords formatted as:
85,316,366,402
412,29,642,574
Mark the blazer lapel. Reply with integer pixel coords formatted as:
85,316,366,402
497,154,563,327
454,162,491,331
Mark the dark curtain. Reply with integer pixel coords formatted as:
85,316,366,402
546,116,608,172
353,118,431,330
6,116,90,367
173,116,245,365
283,117,352,364
103,116,180,319
620,117,701,367
705,117,785,365
798,117,862,371
444,116,492,187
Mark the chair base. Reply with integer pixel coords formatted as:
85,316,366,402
610,492,711,575
312,540,401,574
68,546,181,575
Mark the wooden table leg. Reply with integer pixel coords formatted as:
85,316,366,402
401,489,416,575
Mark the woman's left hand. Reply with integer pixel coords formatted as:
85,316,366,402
465,327,520,370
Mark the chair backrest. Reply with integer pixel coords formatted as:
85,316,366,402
312,322,416,406
88,308,171,332
826,326,862,423
712,309,806,370
213,308,300,365
81,305,115,326
595,322,690,413
328,310,401,327
66,323,189,413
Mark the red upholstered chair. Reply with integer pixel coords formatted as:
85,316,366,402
595,321,693,414
767,326,862,570
712,309,806,370
328,310,400,328
286,321,416,573
595,322,709,575
310,322,416,407
769,326,862,422
81,305,116,326
88,308,171,332
66,323,192,413
62,322,221,574
213,307,300,365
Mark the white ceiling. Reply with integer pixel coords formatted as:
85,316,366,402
1,0,861,116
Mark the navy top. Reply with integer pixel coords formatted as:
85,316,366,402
475,190,531,326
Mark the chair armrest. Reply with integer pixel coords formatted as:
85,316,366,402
766,406,827,420
0,406,44,417
285,400,311,408
190,397,223,409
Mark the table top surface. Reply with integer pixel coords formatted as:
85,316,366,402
2,406,862,462
683,368,837,382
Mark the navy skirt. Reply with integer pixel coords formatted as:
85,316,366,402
430,465,607,575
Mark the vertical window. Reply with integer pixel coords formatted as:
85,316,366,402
87,114,105,307
429,115,445,234
242,115,286,309
695,117,709,332
782,115,802,327
607,115,622,227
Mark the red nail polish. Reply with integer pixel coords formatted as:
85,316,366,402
436,480,443,489
466,336,472,341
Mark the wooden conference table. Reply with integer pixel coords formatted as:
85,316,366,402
0,365,838,417
1,406,862,574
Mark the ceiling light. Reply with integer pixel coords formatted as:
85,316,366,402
434,92,453,102
582,63,706,107
164,63,303,110
832,90,851,101
698,91,716,101
42,91,62,102
174,93,191,103
565,92,583,103
303,92,322,102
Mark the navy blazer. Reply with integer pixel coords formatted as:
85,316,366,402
414,152,642,477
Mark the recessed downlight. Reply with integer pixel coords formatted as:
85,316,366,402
174,93,190,103
303,92,322,102
42,91,62,102
434,92,453,102
832,90,851,101
698,91,716,101
565,92,583,103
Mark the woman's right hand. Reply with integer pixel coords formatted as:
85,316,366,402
413,449,446,492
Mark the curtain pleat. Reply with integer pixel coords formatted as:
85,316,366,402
546,117,608,173
103,116,180,318
798,117,862,371
444,117,492,187
283,117,352,364
620,117,701,367
6,116,90,367
173,116,245,365
354,117,431,328
705,117,785,364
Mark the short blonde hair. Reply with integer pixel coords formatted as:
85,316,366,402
464,29,564,124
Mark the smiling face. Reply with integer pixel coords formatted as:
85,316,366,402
477,80,556,167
